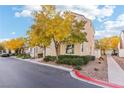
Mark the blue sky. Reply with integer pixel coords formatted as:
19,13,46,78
0,5,124,41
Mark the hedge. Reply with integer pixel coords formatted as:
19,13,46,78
16,54,31,59
43,55,95,66
43,56,56,62
58,55,95,61
57,58,85,66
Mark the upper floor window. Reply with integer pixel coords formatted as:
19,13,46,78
66,44,74,54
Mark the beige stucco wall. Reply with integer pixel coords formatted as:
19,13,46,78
46,41,57,56
83,19,95,56
29,46,43,58
94,49,101,58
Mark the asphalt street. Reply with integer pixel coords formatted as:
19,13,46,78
0,57,101,88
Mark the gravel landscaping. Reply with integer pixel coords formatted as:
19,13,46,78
80,56,108,82
113,56,124,70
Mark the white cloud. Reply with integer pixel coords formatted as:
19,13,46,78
24,5,41,11
57,5,115,21
15,5,41,17
95,13,124,39
0,38,10,42
103,13,124,31
15,10,32,17
10,32,16,35
14,5,115,21
95,30,119,39
98,6,115,20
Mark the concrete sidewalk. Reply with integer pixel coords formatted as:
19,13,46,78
107,55,124,86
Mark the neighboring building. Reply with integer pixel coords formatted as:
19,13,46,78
45,12,95,56
119,31,124,49
118,31,124,57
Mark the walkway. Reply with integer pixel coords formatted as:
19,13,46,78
107,55,124,86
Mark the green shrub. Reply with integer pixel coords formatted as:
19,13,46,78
22,54,31,59
43,55,95,65
58,55,95,65
43,56,56,62
58,55,95,61
9,53,16,56
74,66,82,70
38,53,43,58
84,55,95,61
57,58,84,66
16,54,31,59
58,55,81,59
16,54,23,58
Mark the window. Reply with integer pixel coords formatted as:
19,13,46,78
66,44,74,54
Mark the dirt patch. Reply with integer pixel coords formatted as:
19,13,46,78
80,56,108,82
113,56,124,70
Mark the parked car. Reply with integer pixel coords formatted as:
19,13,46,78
111,49,118,56
0,53,10,57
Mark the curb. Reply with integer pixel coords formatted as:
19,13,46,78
10,57,72,72
73,70,124,88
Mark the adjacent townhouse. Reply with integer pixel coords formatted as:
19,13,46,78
118,31,124,57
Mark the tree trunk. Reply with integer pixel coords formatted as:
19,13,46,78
55,44,60,61
113,49,116,55
34,48,36,58
53,38,60,61
103,49,106,55
43,46,46,58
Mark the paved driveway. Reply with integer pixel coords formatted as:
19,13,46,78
0,57,101,88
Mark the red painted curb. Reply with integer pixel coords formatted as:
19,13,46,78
73,70,124,88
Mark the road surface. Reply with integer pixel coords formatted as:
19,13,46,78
0,57,101,88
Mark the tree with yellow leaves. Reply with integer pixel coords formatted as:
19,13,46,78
28,5,87,60
0,42,4,52
4,37,25,54
98,37,110,55
109,36,120,55
97,36,119,55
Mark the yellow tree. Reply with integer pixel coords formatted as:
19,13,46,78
109,36,120,54
98,36,119,55
4,37,25,54
29,5,87,60
98,38,110,55
0,42,4,52
27,27,51,57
